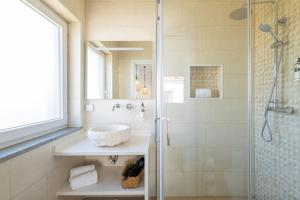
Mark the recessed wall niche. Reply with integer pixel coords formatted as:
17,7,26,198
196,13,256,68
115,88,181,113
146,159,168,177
189,65,223,99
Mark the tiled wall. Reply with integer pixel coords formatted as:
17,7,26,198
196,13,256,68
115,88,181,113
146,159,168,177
254,0,300,199
163,0,248,197
0,132,85,200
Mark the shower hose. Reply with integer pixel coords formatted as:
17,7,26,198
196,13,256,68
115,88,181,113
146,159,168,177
261,42,283,142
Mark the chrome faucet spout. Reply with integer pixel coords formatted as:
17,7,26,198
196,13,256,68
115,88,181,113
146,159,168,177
112,103,121,111
126,103,134,110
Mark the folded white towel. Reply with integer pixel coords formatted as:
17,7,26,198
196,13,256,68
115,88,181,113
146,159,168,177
195,88,212,98
70,164,95,178
69,169,98,190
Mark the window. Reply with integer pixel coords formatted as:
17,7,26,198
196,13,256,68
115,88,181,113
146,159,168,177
164,76,184,103
0,0,67,148
86,47,105,99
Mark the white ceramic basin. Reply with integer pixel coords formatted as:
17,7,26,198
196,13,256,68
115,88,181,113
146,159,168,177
87,125,131,147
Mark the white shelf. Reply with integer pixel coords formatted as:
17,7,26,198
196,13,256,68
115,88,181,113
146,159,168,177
54,134,150,156
57,166,144,197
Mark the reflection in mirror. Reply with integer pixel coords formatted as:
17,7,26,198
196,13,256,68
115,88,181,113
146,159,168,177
86,41,154,100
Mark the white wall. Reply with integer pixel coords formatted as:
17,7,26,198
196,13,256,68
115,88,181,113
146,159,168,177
85,0,156,41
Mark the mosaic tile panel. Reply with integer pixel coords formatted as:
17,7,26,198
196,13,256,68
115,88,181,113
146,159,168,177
254,0,300,199
189,66,223,98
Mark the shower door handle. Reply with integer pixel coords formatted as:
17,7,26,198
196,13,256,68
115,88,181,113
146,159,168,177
154,117,171,145
162,117,171,146
154,117,160,142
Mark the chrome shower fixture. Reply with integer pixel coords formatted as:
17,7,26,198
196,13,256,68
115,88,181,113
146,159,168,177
259,22,293,143
259,24,280,41
259,24,283,48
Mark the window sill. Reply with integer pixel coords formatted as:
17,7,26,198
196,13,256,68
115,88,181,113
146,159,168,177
0,127,82,162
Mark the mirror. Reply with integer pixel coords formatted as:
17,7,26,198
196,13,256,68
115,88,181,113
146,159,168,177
86,41,154,100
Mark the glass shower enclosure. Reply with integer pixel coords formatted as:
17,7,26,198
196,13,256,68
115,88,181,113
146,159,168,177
156,0,252,200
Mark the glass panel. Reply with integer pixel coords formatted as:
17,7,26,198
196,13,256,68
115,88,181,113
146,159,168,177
162,0,248,199
86,47,105,99
164,76,184,103
0,0,62,131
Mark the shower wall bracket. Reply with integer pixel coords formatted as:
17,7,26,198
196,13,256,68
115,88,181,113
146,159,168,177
267,106,294,114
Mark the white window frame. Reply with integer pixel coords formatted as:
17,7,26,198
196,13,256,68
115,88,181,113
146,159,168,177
86,44,106,99
0,0,68,149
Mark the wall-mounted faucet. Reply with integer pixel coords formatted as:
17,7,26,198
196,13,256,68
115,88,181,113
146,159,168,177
112,103,134,111
126,103,134,110
112,103,121,111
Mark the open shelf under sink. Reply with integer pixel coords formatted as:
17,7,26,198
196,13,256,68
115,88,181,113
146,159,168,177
57,166,145,197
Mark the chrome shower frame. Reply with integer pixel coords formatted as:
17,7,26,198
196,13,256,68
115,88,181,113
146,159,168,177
251,1,288,107
257,0,294,142
246,0,280,106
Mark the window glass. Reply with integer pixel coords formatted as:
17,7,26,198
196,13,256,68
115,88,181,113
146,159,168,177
0,1,64,133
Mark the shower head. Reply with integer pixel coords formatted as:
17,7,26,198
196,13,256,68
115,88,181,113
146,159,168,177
259,24,272,32
259,24,281,42
229,1,277,21
229,7,247,20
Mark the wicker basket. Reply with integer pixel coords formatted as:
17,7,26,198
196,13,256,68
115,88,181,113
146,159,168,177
121,163,143,189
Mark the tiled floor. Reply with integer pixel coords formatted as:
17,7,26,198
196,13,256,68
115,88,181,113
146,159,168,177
165,197,247,200
85,197,247,200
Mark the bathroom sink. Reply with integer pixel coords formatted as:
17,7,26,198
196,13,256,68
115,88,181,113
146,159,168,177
87,125,131,147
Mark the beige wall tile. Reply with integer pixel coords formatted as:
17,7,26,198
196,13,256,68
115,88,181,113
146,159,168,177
47,167,69,200
202,148,246,171
182,148,204,172
12,177,47,200
202,172,247,196
10,144,52,197
165,172,203,197
0,161,10,200
8,138,84,200
205,123,247,148
223,74,247,99
164,147,182,172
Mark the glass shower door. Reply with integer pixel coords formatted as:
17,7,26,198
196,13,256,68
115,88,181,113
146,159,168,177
158,0,250,200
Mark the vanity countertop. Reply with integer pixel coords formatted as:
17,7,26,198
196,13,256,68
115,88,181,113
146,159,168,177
54,133,151,156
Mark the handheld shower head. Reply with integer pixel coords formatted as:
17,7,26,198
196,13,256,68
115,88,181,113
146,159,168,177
259,24,281,42
259,24,272,32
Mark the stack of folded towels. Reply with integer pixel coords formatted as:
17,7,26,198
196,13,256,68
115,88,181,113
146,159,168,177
69,164,98,190
195,88,212,98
